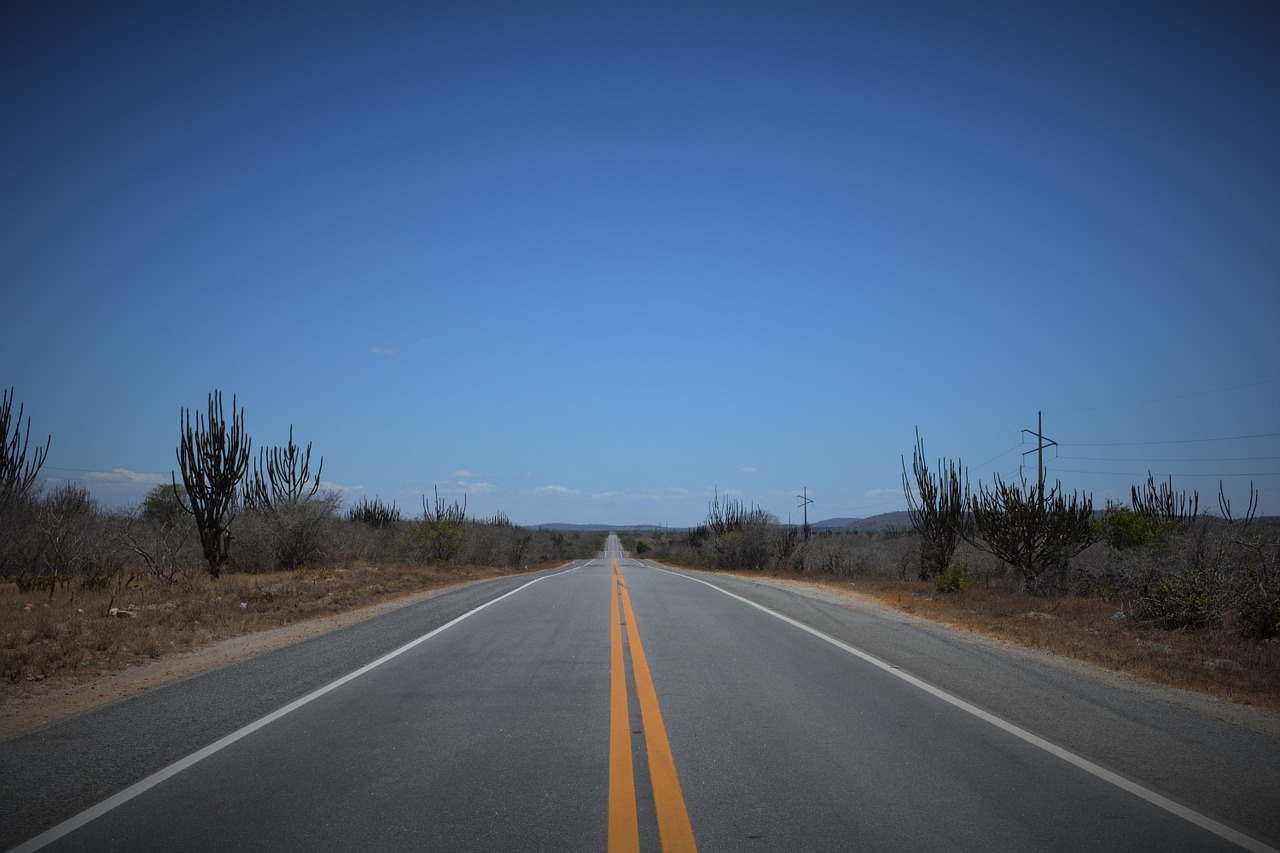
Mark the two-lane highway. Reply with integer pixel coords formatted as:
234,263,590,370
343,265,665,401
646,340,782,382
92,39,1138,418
2,535,1277,851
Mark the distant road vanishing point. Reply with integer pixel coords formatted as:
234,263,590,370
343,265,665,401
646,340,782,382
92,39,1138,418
3,533,1278,851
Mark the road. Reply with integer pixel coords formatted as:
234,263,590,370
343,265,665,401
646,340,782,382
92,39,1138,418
2,535,1278,851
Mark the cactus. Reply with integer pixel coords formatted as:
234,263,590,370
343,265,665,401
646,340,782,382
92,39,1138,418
174,391,251,578
1131,472,1198,527
902,428,969,579
1,387,50,509
966,470,1094,595
244,424,323,510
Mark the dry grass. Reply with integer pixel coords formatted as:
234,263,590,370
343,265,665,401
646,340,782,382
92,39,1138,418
0,562,524,699
762,571,1280,714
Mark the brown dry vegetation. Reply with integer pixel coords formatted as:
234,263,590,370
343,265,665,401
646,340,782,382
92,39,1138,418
0,562,524,698
639,515,1280,716
754,571,1280,715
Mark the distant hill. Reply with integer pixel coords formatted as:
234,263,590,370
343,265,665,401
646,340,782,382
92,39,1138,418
810,511,912,532
533,512,913,533
532,523,656,532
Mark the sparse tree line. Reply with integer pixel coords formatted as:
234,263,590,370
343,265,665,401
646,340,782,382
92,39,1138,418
0,388,600,599
641,429,1278,641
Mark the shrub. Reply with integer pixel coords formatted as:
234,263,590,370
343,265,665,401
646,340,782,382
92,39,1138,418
934,562,976,594
1237,577,1280,639
140,483,186,526
1094,504,1172,551
1137,569,1223,629
268,494,341,570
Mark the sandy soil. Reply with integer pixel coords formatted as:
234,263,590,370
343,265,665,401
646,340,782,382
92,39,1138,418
0,583,461,741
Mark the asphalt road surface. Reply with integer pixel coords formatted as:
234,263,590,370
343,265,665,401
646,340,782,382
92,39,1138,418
2,535,1278,852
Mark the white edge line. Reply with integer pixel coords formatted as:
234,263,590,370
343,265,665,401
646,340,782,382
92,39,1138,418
7,565,586,853
644,562,1277,853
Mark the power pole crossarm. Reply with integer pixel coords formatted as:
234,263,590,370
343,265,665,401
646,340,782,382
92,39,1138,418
1022,411,1058,494
797,487,813,539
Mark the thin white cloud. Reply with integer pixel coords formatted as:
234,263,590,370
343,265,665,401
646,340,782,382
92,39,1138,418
741,466,759,473
81,468,168,486
535,484,576,496
863,487,904,500
451,470,480,479
369,346,397,356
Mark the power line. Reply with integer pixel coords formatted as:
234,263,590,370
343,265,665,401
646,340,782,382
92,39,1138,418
1058,455,1280,463
1047,378,1280,415
1053,467,1280,478
1065,432,1280,448
972,443,1023,470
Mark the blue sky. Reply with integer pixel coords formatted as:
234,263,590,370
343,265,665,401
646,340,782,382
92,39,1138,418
3,2,1278,526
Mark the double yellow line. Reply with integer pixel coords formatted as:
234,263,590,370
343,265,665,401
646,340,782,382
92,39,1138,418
609,556,698,853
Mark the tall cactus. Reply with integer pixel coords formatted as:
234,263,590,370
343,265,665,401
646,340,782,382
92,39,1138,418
243,424,323,510
1131,472,1198,527
1,387,50,509
965,471,1094,595
174,391,250,578
902,428,969,579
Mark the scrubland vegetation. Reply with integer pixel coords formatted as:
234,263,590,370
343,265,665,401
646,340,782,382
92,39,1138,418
629,448,1279,712
0,487,602,689
0,388,601,691
2,389,1276,714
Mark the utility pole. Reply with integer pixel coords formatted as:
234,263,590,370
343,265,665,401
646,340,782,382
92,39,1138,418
797,486,813,539
1022,411,1057,494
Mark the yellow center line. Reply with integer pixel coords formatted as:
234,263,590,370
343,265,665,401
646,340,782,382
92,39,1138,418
609,561,640,853
611,554,699,853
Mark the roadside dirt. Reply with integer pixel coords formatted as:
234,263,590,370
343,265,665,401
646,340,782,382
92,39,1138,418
735,573,1280,739
6,567,1278,743
0,582,467,741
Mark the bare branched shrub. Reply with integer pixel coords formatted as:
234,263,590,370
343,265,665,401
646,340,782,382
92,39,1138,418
803,534,852,575
120,513,197,586
461,521,532,567
268,492,341,571
1222,518,1279,639
32,483,97,597
711,507,777,570
771,524,807,572
0,485,41,578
